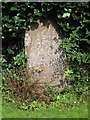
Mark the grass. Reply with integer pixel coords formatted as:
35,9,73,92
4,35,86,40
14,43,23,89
2,101,88,118
0,93,2,119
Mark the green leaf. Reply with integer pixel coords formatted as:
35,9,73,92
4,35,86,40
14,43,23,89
77,55,81,64
81,39,90,44
62,13,70,18
83,20,90,23
34,9,42,16
7,48,14,55
10,7,17,11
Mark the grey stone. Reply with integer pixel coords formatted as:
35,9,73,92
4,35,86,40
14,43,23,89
25,19,66,87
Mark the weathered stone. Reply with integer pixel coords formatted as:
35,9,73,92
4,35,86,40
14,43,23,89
25,19,66,87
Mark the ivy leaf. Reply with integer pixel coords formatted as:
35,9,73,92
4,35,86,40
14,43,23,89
7,48,14,55
10,7,17,11
83,20,90,23
34,9,42,16
62,13,70,18
65,68,73,77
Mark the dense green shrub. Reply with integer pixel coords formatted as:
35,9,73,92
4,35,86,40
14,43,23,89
2,51,27,69
58,3,90,92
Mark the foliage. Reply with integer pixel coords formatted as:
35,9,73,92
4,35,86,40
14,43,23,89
2,72,89,111
2,65,50,108
57,3,90,93
2,3,90,72
13,51,27,67
2,51,27,69
3,101,88,118
18,101,46,111
2,2,90,111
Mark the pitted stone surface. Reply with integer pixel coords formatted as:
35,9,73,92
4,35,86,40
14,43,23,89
25,19,66,86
